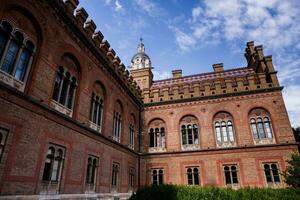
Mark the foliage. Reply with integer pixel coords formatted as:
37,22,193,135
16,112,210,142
129,185,300,200
283,152,300,188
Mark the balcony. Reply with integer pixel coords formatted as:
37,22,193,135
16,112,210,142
50,100,73,117
0,70,25,92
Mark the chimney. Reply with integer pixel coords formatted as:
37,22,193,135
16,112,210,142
172,69,182,78
212,63,224,72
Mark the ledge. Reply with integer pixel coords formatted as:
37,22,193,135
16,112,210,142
141,142,298,156
144,86,283,107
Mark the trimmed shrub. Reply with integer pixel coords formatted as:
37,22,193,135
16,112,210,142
129,185,300,200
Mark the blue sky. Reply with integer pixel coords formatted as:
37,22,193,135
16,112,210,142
79,0,300,127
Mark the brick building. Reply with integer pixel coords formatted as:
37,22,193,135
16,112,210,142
0,0,297,199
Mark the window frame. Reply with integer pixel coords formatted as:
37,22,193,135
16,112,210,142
0,19,36,92
186,166,200,185
263,162,281,186
151,168,164,186
223,164,240,187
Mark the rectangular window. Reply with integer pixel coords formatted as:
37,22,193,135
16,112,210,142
42,144,65,183
113,112,121,142
152,168,164,185
0,127,8,162
263,163,281,185
129,124,134,149
112,162,120,188
86,155,99,185
223,164,239,186
186,167,200,185
129,167,135,188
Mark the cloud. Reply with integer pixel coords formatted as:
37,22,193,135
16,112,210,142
115,0,122,12
170,0,300,53
133,0,164,17
283,85,300,127
152,70,171,80
103,0,123,12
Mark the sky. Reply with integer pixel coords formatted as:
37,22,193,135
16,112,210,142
79,0,300,127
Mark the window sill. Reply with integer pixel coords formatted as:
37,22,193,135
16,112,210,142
0,70,25,92
267,182,282,188
50,100,73,117
216,142,236,148
148,147,166,153
254,139,275,145
88,121,101,133
181,144,200,151
111,136,120,143
127,144,134,150
226,184,240,189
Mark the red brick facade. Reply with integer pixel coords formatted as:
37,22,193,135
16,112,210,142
0,0,297,199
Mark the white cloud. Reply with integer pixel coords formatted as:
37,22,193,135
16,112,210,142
152,70,171,80
115,0,122,12
192,7,201,22
170,0,300,53
283,85,300,127
133,0,163,17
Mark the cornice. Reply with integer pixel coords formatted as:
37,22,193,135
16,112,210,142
144,87,283,110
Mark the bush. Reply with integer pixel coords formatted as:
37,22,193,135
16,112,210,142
129,185,300,200
283,152,300,188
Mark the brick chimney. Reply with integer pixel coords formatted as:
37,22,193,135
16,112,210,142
212,63,224,72
172,69,182,78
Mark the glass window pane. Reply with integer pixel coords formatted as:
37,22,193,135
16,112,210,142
158,170,163,185
182,126,187,145
227,125,234,142
1,39,18,74
225,170,231,184
194,168,200,185
14,48,30,81
67,79,76,109
258,118,266,139
264,164,272,183
0,30,8,58
251,122,259,139
187,126,193,144
51,160,59,181
59,74,70,105
264,119,272,139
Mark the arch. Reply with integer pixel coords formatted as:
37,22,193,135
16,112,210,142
147,118,166,128
93,81,106,97
115,99,123,114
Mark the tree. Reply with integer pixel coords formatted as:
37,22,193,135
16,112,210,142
283,152,300,188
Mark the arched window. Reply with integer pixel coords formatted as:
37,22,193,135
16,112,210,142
113,101,122,142
249,108,274,144
186,167,200,185
263,163,281,185
223,164,239,186
148,119,166,152
51,55,79,116
0,20,35,87
180,115,199,150
89,82,105,133
214,112,236,147
42,145,65,182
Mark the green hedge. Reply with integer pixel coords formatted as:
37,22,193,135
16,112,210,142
129,185,300,200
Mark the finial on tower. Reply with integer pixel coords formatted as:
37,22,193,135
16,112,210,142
140,37,143,43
